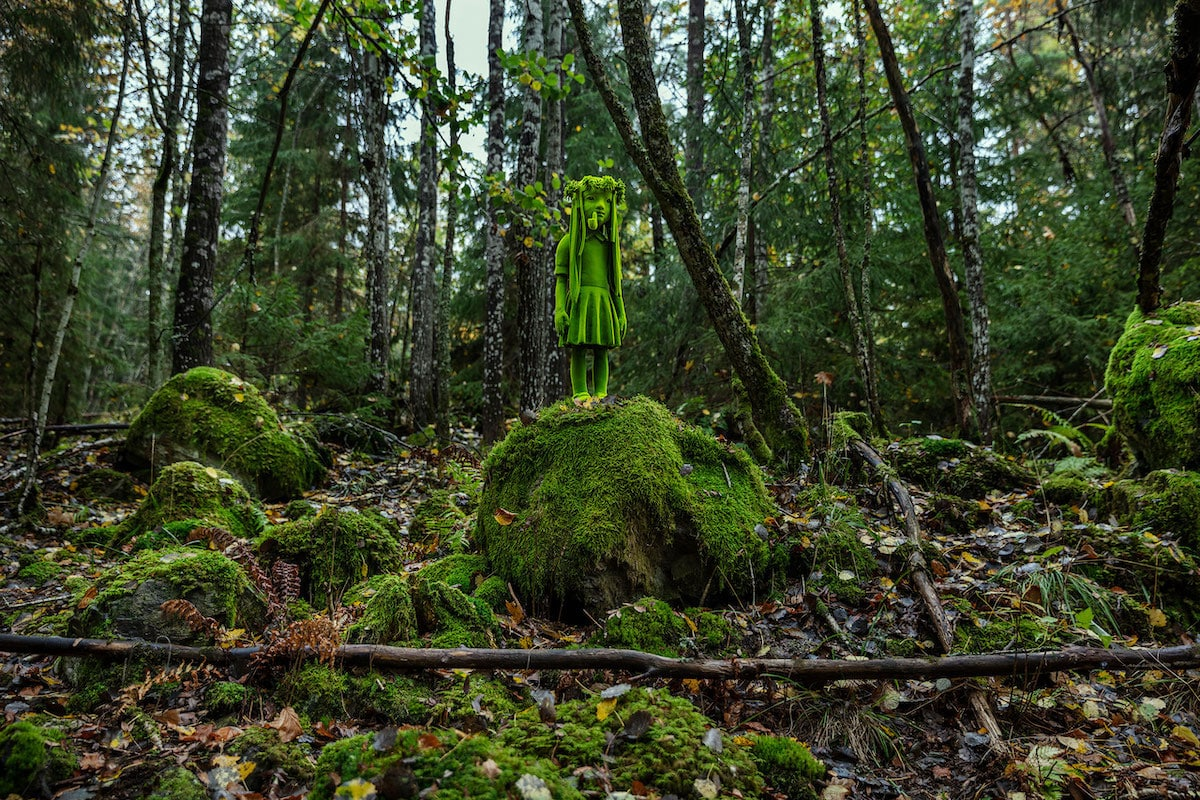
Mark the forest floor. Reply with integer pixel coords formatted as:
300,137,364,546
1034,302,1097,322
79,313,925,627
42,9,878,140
2,429,1199,800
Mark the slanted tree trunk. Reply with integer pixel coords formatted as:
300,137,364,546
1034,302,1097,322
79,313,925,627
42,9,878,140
685,0,706,212
136,0,188,389
481,0,508,443
568,0,808,464
19,0,132,514
1137,0,1200,314
1056,0,1138,232
862,0,974,438
171,0,231,374
514,0,546,413
732,0,754,305
436,0,460,441
543,0,567,401
410,0,440,427
359,45,390,393
956,0,995,442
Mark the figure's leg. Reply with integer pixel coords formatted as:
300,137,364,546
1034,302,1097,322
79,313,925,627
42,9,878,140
570,348,590,399
593,347,610,398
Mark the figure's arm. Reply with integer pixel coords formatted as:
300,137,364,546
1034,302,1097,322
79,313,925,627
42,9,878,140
554,237,570,336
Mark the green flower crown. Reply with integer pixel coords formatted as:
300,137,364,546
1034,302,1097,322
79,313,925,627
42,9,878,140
566,175,626,204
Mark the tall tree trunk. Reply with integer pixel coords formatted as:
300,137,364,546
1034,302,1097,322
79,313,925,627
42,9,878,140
543,0,567,401
685,0,706,213
851,0,884,433
171,0,231,374
410,0,440,427
747,0,775,326
568,0,809,464
359,46,390,393
481,0,508,443
811,0,875,430
1056,0,1138,232
514,0,546,413
436,0,460,441
20,0,132,514
956,0,995,442
862,0,974,438
732,0,753,305
1137,0,1200,314
137,0,188,389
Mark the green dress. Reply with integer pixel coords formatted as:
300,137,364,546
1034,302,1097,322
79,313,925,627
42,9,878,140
555,234,623,348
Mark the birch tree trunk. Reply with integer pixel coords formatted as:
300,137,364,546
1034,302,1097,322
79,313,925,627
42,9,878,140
436,0,460,441
568,0,809,464
685,0,706,212
731,0,753,306
747,0,775,326
171,0,231,375
956,0,995,442
359,46,390,393
514,0,546,413
1136,0,1200,314
542,0,567,401
19,0,133,514
1056,0,1138,232
862,0,975,438
481,0,508,443
410,0,440,427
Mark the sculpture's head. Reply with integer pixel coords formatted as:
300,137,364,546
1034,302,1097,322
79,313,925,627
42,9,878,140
566,175,626,241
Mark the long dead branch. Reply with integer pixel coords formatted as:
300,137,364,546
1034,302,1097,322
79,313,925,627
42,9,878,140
1,634,1196,681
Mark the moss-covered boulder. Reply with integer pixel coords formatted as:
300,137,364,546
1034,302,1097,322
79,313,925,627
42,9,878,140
476,397,775,614
109,461,264,548
119,367,325,499
70,546,264,643
887,436,1035,499
1107,470,1200,554
1106,303,1200,471
72,467,138,502
0,720,77,797
259,506,405,608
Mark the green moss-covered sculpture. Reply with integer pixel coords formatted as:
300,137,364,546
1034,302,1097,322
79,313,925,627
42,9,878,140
1106,303,1200,471
109,461,264,547
887,436,1034,499
476,396,775,614
119,366,325,499
70,546,263,643
259,506,405,608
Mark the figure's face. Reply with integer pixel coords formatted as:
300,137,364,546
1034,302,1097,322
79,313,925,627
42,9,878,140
582,191,612,232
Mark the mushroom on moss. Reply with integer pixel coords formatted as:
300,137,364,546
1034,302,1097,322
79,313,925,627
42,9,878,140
118,366,326,500
476,396,776,615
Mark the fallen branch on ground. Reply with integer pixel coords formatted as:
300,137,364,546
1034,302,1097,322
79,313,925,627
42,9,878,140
1,633,1196,681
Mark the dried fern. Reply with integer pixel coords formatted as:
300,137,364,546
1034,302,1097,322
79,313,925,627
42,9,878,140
160,598,225,640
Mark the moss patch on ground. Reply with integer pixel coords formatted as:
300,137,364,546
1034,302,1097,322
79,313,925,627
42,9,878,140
1107,469,1200,555
749,735,825,800
476,396,776,614
887,437,1034,499
107,461,264,548
0,720,77,797
119,366,325,500
1106,303,1200,471
259,506,405,608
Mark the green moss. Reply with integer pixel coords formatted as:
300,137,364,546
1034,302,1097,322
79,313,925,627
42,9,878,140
16,559,64,586
227,726,315,789
888,437,1034,499
473,575,511,612
691,608,735,654
591,597,690,657
1108,470,1200,554
343,574,418,645
409,489,474,551
477,396,775,612
119,366,326,500
1106,304,1200,471
70,546,260,643
1041,473,1099,507
414,553,489,591
72,467,137,502
110,461,264,547
954,614,1048,654
411,575,499,648
810,526,877,606
260,506,405,608
278,663,352,721
500,685,764,797
749,735,825,799
0,721,76,796
145,766,207,800
206,681,250,715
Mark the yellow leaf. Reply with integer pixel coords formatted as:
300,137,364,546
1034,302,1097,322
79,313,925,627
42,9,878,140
733,735,754,746
335,778,378,800
682,613,698,634
523,236,534,247
494,508,516,526
204,467,220,478
49,163,56,174
596,697,617,721
1148,607,1167,627
682,678,701,693
237,760,256,780
233,392,245,402
180,392,189,401
1172,724,1200,748
506,600,525,625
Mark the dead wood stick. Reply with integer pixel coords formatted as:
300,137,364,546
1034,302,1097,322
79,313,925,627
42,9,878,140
849,439,1005,744
1,634,1197,681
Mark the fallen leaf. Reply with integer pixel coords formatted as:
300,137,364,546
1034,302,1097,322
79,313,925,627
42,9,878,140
596,697,617,721
266,707,303,743
493,508,516,526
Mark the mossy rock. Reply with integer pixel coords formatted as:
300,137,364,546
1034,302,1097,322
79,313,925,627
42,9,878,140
590,596,691,657
476,397,775,614
887,436,1035,499
72,467,138,502
119,367,325,500
70,546,264,643
0,720,77,797
499,685,765,798
109,461,264,548
343,574,419,645
1107,469,1200,554
748,735,825,800
259,506,405,608
1106,303,1200,471
226,727,315,792
411,573,500,648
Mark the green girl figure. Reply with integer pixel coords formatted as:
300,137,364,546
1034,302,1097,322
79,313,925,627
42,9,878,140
554,175,627,400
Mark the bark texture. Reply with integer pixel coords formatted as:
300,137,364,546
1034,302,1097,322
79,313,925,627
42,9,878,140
359,47,390,393
409,0,440,426
481,0,508,442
